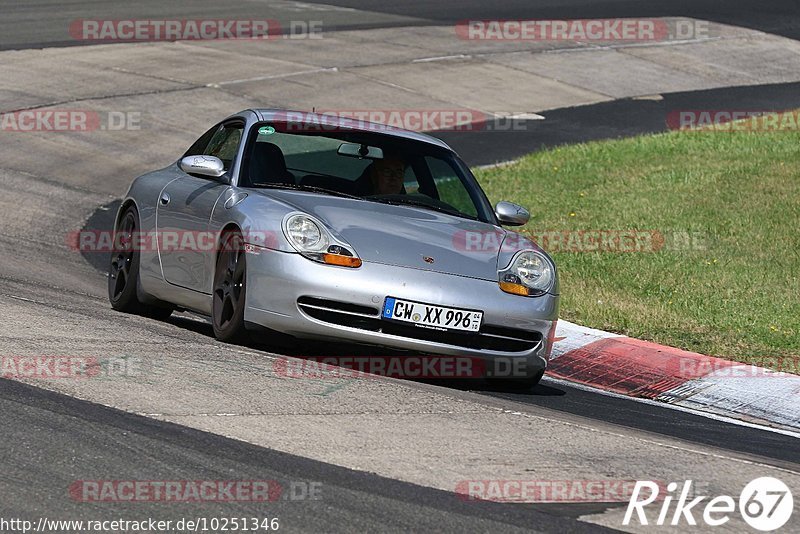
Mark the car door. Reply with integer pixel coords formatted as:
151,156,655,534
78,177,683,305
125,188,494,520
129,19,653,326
157,120,244,293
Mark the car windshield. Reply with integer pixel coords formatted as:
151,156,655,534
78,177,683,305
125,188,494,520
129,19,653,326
240,122,495,223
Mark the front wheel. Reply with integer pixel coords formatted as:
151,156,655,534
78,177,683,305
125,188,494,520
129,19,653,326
212,231,248,343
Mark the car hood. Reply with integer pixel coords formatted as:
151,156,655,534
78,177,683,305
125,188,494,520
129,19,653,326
260,190,510,281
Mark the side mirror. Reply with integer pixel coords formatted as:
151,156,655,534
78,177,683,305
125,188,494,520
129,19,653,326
179,155,226,179
495,201,530,226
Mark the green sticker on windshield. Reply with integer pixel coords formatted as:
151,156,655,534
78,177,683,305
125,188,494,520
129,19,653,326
258,126,276,135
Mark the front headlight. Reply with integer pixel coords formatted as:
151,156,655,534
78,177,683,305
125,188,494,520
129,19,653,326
498,250,554,296
286,215,328,252
282,214,361,268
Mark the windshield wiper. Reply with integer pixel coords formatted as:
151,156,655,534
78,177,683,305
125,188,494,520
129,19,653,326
259,183,362,200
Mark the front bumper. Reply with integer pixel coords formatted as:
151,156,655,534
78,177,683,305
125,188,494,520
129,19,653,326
244,248,558,378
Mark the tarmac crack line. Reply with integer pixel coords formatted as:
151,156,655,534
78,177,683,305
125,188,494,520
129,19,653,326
3,84,204,115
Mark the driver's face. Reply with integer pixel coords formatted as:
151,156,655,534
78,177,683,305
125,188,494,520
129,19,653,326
372,159,405,195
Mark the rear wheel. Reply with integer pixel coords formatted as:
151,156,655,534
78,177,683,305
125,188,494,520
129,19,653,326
108,206,173,320
212,231,248,343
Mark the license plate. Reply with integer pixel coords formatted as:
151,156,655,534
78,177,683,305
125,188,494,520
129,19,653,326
382,297,483,332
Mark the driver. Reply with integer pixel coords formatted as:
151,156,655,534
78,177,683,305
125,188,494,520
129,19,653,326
369,157,406,195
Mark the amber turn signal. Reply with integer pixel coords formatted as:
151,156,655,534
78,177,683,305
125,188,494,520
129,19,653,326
499,281,530,296
323,253,362,268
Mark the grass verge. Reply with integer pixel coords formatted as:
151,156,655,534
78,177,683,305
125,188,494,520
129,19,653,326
475,127,800,366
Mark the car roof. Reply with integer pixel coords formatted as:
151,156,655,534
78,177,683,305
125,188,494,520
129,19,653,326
242,109,454,152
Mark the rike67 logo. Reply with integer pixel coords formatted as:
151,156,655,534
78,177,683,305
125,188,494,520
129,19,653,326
624,477,793,531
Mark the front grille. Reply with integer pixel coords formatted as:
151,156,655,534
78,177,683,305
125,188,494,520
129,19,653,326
297,296,542,353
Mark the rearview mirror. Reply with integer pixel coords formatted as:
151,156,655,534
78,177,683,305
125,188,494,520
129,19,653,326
179,155,226,179
337,143,384,160
495,201,530,226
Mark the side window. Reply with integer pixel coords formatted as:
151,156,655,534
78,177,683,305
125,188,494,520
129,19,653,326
204,124,243,171
425,156,478,218
183,124,219,157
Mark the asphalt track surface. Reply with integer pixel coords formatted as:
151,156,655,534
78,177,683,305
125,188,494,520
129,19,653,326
0,379,615,532
2,0,800,49
2,1,800,532
441,81,800,166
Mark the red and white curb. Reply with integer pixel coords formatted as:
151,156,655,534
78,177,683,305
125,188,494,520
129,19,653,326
548,321,800,432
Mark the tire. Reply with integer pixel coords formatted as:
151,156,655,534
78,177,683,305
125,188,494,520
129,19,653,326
212,231,248,343
108,206,173,320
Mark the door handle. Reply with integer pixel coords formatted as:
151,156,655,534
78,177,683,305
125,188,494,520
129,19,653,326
160,192,170,205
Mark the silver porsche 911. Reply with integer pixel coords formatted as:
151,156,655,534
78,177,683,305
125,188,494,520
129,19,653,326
108,109,559,385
